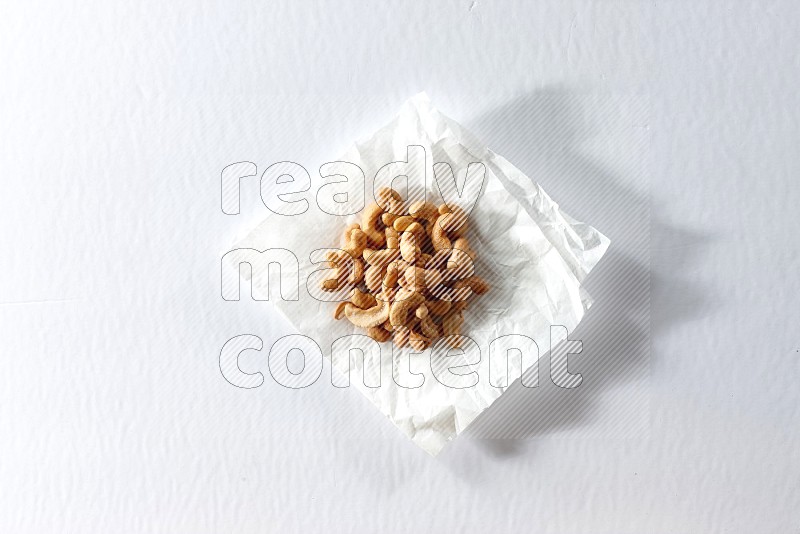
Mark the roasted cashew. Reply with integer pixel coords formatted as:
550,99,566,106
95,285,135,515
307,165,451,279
425,299,451,317
327,192,488,349
392,215,418,232
333,301,347,319
377,186,402,205
438,206,468,237
343,228,368,258
377,187,404,226
403,265,444,293
450,275,489,298
441,254,474,282
409,200,438,225
361,204,386,247
393,326,410,348
409,329,431,352
363,247,400,268
340,223,360,246
385,227,399,249
389,288,425,327
320,254,363,291
447,237,474,269
366,325,392,342
351,287,377,309
399,222,424,263
430,215,452,251
344,300,390,328
382,262,400,290
364,264,385,293
416,304,441,340
442,310,465,348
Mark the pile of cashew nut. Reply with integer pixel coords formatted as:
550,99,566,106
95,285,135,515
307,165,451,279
321,187,489,351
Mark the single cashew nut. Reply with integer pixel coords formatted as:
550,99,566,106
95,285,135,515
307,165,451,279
376,186,402,205
382,263,400,290
442,310,465,348
363,247,400,268
425,249,452,270
361,204,386,247
321,278,339,291
333,301,347,319
416,305,441,340
442,255,474,282
351,287,377,309
344,300,390,328
385,227,399,249
430,215,452,251
409,200,438,224
399,222,424,263
393,215,418,232
343,228,368,258
393,326,410,348
364,264,385,293
366,325,392,343
409,329,431,352
447,237,475,269
389,289,425,327
377,188,404,223
425,299,451,317
340,223,361,246
437,206,468,238
403,265,444,293
450,275,488,298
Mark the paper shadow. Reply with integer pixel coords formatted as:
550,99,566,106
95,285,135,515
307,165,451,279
443,87,713,460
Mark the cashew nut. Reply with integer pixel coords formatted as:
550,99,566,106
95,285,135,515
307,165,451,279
393,326,410,348
344,300,390,328
333,301,347,319
351,287,377,309
364,264,385,293
409,329,431,352
326,189,488,348
343,228,368,258
389,288,425,327
409,200,438,224
320,253,364,291
403,265,444,293
416,304,441,340
442,310,465,348
361,204,386,248
425,299,451,317
430,215,452,251
399,222,424,263
391,215,414,232
366,325,392,343
385,227,399,249
363,247,400,268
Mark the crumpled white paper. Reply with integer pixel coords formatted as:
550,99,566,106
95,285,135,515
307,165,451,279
229,93,609,455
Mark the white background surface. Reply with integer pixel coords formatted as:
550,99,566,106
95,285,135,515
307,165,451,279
1,1,799,532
